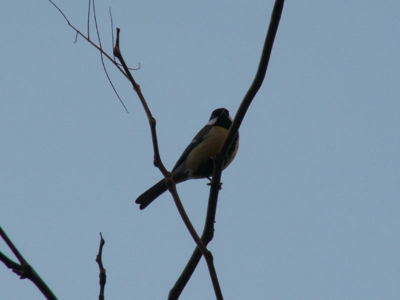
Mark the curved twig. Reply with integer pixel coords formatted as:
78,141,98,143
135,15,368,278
92,0,128,113
49,0,128,112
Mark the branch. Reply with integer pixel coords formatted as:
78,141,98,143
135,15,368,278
169,1,285,298
0,226,58,300
95,233,107,300
113,28,223,300
113,28,168,177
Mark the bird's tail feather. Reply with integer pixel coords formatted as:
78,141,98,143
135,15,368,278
135,179,168,210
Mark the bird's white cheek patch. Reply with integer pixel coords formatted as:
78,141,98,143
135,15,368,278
206,117,218,126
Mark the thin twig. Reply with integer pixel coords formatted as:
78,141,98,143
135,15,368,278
95,233,106,300
168,1,285,299
87,0,91,39
49,0,128,112
92,0,128,113
113,28,168,176
108,7,138,71
109,7,115,60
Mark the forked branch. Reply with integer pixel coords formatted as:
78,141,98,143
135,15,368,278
0,226,57,300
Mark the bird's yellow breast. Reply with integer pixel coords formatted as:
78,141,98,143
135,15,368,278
185,126,237,176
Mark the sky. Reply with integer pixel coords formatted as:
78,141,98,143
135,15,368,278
1,1,400,299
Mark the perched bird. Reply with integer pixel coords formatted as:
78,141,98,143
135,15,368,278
135,108,239,210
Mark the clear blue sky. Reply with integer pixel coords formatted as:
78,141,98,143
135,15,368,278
1,1,400,299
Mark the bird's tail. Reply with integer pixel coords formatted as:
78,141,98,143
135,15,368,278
135,179,168,210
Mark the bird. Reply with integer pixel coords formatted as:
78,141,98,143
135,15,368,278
135,108,239,210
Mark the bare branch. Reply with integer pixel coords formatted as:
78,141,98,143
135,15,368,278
113,27,223,300
169,1,286,299
0,226,58,300
95,233,106,300
113,28,168,176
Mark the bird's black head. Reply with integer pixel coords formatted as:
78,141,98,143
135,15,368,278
207,108,232,129
209,108,230,121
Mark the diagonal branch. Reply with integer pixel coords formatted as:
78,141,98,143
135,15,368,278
168,1,285,299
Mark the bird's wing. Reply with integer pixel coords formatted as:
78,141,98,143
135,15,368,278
172,125,212,172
